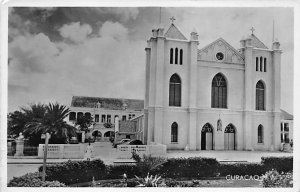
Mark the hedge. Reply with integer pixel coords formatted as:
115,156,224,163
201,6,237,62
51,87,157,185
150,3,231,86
38,159,106,185
261,156,293,173
106,165,142,179
8,172,65,187
219,162,265,176
152,157,220,179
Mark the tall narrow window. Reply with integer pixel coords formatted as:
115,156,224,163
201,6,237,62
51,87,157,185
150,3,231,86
77,112,83,119
211,73,227,108
175,48,178,64
95,114,99,122
260,57,263,71
264,58,267,72
107,115,111,123
101,115,106,123
69,112,76,121
169,74,181,106
171,122,178,143
122,115,126,121
258,124,263,143
180,49,183,65
256,80,265,110
256,57,259,71
170,48,173,64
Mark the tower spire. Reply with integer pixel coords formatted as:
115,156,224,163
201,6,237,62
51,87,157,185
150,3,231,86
272,20,275,42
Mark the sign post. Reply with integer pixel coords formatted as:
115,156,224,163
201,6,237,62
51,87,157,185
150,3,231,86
42,133,50,182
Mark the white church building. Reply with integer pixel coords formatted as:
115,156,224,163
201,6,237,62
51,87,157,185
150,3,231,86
143,21,290,151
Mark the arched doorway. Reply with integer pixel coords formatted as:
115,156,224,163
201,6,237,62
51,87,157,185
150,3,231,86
92,130,102,142
224,124,236,150
201,123,213,150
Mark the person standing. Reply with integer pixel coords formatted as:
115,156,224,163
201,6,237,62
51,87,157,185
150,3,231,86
85,142,93,161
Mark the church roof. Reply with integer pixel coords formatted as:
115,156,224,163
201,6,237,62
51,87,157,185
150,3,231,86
249,34,268,49
281,109,293,120
165,23,187,40
71,96,144,111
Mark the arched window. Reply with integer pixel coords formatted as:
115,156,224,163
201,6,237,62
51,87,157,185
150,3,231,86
69,112,76,121
211,73,227,108
258,124,263,143
171,122,178,143
264,58,267,72
256,81,265,110
85,112,91,119
180,49,183,65
260,57,263,71
77,112,83,120
170,48,173,64
175,48,178,64
256,57,259,71
169,74,181,106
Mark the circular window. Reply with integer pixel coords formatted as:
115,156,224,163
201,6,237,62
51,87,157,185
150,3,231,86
216,52,224,61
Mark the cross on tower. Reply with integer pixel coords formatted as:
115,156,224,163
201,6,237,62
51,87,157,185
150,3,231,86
170,16,176,23
250,26,255,35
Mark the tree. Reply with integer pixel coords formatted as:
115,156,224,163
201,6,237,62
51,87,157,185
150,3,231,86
24,103,77,144
8,103,77,145
75,114,94,132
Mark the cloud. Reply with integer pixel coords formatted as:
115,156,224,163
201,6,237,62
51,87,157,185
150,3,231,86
94,8,139,22
99,21,129,41
8,21,145,112
59,22,93,43
9,33,59,74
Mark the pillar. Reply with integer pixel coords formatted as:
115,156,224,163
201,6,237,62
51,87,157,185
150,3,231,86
243,37,254,150
188,31,199,150
15,140,24,156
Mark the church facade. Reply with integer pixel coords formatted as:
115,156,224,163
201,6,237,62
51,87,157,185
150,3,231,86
144,22,283,151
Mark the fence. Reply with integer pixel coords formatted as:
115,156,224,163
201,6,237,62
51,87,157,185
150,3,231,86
116,144,167,159
38,144,85,159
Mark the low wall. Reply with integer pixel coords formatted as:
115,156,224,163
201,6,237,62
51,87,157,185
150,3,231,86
116,144,167,159
38,144,85,159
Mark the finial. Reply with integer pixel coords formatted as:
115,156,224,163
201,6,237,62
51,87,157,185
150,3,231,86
170,16,176,23
250,27,255,35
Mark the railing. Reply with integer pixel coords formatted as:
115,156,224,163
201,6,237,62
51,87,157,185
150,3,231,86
38,144,85,159
116,144,167,159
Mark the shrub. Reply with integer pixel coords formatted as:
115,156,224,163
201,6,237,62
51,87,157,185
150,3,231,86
153,157,219,179
261,156,293,173
135,173,162,187
106,165,141,179
7,172,65,187
219,162,266,176
261,170,293,187
38,159,106,185
131,152,167,177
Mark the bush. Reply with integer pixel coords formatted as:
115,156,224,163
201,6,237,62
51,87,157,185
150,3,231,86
261,156,293,173
38,159,106,185
106,165,142,179
8,172,65,187
153,157,220,179
261,170,293,187
131,152,167,177
219,162,266,176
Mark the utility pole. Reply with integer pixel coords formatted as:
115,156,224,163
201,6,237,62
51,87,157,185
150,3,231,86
42,132,50,182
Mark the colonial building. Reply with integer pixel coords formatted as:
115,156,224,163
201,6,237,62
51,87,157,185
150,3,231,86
144,21,290,151
67,96,144,142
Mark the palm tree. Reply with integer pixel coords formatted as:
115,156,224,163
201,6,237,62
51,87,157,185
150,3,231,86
24,103,77,144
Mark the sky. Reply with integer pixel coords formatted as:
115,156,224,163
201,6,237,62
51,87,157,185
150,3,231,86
7,7,294,114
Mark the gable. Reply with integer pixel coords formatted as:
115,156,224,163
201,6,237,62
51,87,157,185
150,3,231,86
250,34,268,49
197,38,244,64
165,24,187,40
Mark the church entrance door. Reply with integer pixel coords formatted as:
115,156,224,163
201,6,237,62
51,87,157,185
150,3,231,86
201,123,213,150
224,124,236,150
